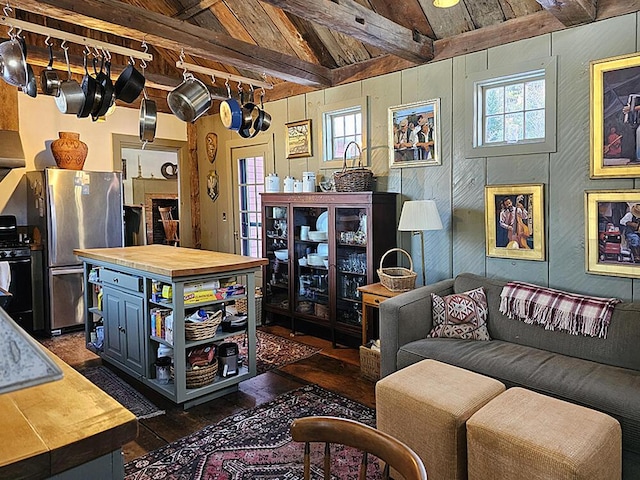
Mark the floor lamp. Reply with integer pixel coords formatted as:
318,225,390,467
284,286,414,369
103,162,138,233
398,200,443,286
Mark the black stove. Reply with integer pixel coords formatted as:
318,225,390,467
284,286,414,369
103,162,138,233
0,216,29,259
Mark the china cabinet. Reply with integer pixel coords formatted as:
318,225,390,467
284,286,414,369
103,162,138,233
261,192,397,346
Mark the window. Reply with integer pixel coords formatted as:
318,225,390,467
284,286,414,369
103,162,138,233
467,57,557,157
318,96,368,168
237,156,264,258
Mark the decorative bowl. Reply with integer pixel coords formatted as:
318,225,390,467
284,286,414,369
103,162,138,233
298,257,308,266
307,253,327,266
274,249,288,261
308,230,328,242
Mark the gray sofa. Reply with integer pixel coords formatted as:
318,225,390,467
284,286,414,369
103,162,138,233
380,272,640,477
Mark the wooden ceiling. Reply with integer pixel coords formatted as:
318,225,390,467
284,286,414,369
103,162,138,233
4,0,639,114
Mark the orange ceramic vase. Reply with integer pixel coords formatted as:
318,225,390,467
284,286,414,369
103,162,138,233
51,132,88,170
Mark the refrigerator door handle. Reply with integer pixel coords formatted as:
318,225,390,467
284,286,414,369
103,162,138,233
51,267,84,275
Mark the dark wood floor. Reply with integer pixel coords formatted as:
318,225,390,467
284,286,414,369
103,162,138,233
41,325,376,463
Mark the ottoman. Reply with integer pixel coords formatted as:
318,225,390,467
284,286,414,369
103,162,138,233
466,387,622,480
376,359,506,480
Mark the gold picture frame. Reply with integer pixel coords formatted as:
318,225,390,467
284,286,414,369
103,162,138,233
591,53,640,178
585,190,640,278
485,184,545,261
388,98,441,168
285,119,312,159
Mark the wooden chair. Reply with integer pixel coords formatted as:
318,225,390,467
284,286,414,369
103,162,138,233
290,416,428,480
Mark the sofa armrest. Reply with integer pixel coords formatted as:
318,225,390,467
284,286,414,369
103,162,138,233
379,279,454,377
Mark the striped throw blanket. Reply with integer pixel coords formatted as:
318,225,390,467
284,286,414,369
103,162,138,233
499,281,620,339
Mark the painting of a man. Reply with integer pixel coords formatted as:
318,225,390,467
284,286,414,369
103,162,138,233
496,194,532,249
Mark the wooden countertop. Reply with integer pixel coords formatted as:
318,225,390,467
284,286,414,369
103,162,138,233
0,352,137,479
74,245,268,279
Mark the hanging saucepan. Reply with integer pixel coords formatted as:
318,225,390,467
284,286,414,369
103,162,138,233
238,87,257,137
254,90,271,132
92,57,114,120
40,43,60,96
77,54,98,118
55,43,85,115
139,90,157,144
114,59,145,103
0,36,27,87
167,74,211,123
219,82,243,131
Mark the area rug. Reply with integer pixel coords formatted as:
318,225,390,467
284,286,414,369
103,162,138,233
124,384,380,479
81,365,165,420
226,330,322,375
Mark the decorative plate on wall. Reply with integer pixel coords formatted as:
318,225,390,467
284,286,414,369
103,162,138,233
207,170,219,202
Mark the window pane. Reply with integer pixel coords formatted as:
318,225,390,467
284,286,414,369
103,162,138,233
333,115,344,137
525,109,545,139
525,80,545,110
345,114,356,135
485,87,504,115
334,138,346,159
505,84,524,113
355,113,362,134
485,115,503,143
505,112,524,142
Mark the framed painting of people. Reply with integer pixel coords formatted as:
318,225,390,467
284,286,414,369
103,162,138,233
286,119,312,159
585,190,640,278
388,99,441,168
485,184,545,261
591,53,640,178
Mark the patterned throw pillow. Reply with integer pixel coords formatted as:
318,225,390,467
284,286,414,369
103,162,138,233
428,287,491,340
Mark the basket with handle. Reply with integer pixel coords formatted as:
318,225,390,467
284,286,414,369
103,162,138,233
377,248,417,292
333,141,374,192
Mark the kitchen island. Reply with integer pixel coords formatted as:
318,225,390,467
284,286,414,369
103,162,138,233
75,245,268,408
0,350,137,479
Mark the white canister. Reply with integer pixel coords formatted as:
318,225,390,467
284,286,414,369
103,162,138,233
294,180,303,193
283,176,295,193
301,225,310,240
302,171,316,192
265,173,280,192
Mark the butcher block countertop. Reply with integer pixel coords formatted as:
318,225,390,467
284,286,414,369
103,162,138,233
74,245,268,278
0,351,137,479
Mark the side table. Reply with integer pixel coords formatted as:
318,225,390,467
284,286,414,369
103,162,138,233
357,282,403,345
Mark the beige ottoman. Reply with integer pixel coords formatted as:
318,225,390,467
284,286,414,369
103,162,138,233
466,387,622,480
376,360,506,480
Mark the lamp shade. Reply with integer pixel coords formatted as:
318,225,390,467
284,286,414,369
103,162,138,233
398,200,443,232
433,0,460,7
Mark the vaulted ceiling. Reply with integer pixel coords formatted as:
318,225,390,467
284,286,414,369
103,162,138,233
4,0,638,114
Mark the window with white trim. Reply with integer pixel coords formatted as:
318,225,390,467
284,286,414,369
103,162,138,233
323,106,362,161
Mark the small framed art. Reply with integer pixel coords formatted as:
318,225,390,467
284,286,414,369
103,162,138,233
485,184,545,261
285,119,312,159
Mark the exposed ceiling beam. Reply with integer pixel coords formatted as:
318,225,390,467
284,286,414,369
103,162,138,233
535,0,596,26
176,0,220,21
259,0,434,64
11,0,332,87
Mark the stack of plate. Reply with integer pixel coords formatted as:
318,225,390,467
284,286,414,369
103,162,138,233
308,231,328,241
307,253,328,266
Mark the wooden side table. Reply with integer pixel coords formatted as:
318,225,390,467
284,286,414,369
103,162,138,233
358,282,404,345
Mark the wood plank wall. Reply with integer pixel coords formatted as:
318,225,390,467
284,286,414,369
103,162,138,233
199,12,640,300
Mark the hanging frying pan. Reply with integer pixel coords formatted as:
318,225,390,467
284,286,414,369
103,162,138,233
77,54,97,118
220,83,242,131
40,43,60,96
93,58,114,120
139,91,157,144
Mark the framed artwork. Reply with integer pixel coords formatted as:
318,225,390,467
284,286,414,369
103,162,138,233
485,184,545,261
585,190,640,278
285,119,312,159
388,98,441,168
591,53,640,178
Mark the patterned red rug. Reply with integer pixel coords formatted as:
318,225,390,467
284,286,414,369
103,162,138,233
124,384,380,479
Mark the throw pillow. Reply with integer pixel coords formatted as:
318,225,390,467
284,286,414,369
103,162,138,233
428,287,491,340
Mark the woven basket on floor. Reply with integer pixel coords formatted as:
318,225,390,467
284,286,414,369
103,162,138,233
185,309,223,341
377,248,417,292
184,360,218,389
359,346,380,381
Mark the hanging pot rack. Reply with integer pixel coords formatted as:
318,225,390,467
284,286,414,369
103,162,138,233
175,61,272,91
0,15,153,62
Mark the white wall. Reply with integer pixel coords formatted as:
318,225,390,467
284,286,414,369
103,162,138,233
0,94,187,223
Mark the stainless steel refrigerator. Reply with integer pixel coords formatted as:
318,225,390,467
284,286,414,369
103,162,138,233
27,169,123,334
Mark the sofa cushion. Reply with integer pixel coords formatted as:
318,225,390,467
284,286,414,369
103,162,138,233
428,287,490,340
454,273,640,372
397,338,640,454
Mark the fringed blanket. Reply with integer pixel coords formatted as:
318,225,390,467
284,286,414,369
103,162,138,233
499,282,620,339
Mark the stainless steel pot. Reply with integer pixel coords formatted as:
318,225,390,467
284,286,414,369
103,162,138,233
139,96,157,143
167,76,211,123
0,37,27,87
55,46,85,115
40,44,60,96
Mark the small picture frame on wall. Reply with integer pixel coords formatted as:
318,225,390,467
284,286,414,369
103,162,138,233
485,184,545,261
285,119,312,159
388,98,441,168
585,190,640,278
591,53,640,178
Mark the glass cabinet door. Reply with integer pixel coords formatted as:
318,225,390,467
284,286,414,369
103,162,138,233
264,205,289,312
292,206,329,322
335,207,368,328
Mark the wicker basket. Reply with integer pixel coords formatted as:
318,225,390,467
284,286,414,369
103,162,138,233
377,248,417,292
184,309,223,341
184,360,218,389
235,293,263,326
334,142,374,192
359,346,380,381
